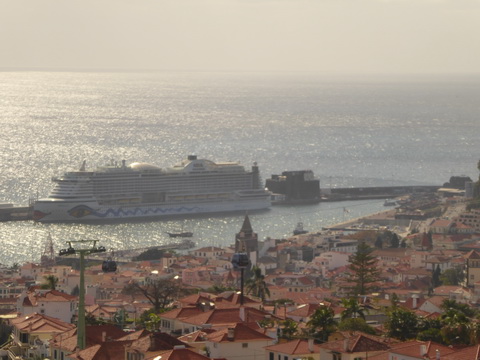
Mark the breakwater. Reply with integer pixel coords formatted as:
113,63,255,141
322,185,440,201
0,205,32,221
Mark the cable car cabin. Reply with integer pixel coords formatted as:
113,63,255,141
231,253,250,269
102,260,117,273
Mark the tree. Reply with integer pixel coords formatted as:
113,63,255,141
338,318,376,334
144,313,161,331
279,319,298,340
440,308,470,345
245,266,270,301
385,308,418,341
206,284,236,294
441,299,477,318
432,265,442,288
390,233,400,248
374,236,383,249
123,276,187,312
85,313,106,326
0,321,12,346
40,275,58,290
306,305,336,343
340,298,366,321
440,267,464,286
71,285,79,296
417,317,443,343
390,293,400,309
346,242,381,296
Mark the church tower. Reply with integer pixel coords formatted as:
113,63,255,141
235,214,258,265
465,249,480,287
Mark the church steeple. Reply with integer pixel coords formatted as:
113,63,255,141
240,213,253,236
235,213,258,261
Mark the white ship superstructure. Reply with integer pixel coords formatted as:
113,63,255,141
33,155,271,222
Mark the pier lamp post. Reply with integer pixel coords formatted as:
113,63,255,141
231,253,251,305
59,240,106,350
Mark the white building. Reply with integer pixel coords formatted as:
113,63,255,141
16,289,77,323
313,251,350,276
205,323,274,360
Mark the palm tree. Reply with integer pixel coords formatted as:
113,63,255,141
245,266,270,301
340,297,366,321
41,275,58,290
306,305,336,343
280,318,298,340
440,307,470,345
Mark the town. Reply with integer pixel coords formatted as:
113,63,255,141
0,175,479,360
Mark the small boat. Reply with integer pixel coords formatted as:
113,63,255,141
293,222,308,235
167,231,193,238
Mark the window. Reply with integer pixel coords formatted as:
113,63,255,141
242,343,248,348
20,333,29,343
269,352,274,360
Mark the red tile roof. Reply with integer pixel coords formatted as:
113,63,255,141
10,312,75,334
68,340,133,360
265,339,320,355
144,347,211,360
442,344,480,360
206,323,272,343
389,340,455,359
126,332,188,353
319,333,390,353
23,289,77,307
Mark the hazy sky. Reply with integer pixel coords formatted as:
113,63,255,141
1,0,479,74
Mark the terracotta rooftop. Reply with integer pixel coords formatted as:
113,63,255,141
389,340,455,359
265,338,320,355
181,306,279,328
144,347,212,360
10,312,75,334
126,331,188,353
206,322,272,343
442,344,480,360
23,289,77,307
51,325,129,352
69,340,133,360
319,333,390,353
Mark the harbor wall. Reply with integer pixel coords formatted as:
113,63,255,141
322,185,439,201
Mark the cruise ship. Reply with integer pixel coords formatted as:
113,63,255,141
33,155,271,222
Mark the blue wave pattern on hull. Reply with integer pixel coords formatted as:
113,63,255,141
67,205,202,219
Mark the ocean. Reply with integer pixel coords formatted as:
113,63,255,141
0,71,478,266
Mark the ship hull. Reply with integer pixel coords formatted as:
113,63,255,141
33,198,270,223
33,155,271,223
